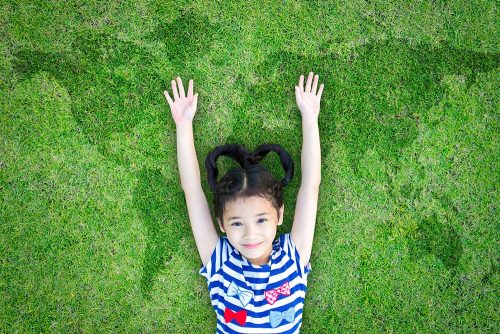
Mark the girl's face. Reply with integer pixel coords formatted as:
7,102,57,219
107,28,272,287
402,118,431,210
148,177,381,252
218,196,284,266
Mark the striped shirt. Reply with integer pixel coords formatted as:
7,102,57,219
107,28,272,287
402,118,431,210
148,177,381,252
199,233,312,333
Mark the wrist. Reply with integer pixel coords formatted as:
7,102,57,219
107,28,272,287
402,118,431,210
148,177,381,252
302,116,318,125
176,121,193,131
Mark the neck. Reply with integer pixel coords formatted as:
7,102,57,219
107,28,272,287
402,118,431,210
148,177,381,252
247,243,273,265
249,255,270,266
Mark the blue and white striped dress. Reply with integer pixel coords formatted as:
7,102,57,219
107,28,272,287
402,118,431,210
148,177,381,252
199,233,312,333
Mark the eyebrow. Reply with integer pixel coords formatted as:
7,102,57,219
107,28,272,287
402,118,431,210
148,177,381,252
228,212,268,221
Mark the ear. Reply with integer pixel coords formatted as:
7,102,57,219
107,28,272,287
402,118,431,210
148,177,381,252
217,218,226,233
278,204,284,226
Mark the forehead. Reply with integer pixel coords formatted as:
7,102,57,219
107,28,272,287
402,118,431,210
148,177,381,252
224,196,274,214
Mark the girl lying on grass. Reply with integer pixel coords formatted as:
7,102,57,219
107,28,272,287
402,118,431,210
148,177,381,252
164,72,323,333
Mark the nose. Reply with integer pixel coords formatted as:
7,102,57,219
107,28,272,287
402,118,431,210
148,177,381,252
244,224,257,240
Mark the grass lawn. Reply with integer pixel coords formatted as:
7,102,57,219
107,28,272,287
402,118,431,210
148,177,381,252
1,1,498,333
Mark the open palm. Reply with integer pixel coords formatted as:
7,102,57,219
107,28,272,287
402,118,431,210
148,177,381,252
295,72,324,120
164,77,199,127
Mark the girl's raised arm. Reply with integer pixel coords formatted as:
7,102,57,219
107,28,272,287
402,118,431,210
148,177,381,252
164,77,218,266
290,72,323,267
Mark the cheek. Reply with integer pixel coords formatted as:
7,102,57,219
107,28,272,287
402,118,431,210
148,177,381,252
264,222,278,233
227,227,243,239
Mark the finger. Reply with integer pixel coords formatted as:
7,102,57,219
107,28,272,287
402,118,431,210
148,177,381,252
305,72,313,92
192,93,198,110
171,80,179,100
312,74,319,94
295,85,301,99
187,79,193,98
177,77,186,97
318,84,324,100
164,90,173,106
299,75,304,92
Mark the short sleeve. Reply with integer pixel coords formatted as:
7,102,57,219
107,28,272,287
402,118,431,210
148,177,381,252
281,233,312,278
198,236,233,281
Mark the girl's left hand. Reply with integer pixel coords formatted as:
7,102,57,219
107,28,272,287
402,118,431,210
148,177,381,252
295,72,324,121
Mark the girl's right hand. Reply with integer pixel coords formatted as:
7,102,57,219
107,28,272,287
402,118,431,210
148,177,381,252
164,76,199,127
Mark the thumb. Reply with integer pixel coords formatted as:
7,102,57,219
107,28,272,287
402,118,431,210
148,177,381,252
192,93,198,110
295,85,302,97
295,86,302,101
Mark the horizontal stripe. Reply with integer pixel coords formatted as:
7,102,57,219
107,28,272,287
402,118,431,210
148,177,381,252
216,295,306,319
216,312,303,333
200,233,311,333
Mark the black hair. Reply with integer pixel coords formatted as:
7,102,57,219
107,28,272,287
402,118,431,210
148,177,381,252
204,143,294,226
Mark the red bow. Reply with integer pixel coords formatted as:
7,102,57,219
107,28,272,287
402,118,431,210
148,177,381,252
224,307,247,325
264,281,291,305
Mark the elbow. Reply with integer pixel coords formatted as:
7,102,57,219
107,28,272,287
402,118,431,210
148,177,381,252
314,178,322,190
311,178,321,188
181,180,202,194
303,174,321,188
300,180,321,191
301,170,321,188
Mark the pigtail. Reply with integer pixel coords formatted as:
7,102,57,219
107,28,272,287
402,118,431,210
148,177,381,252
252,143,294,189
205,143,294,222
204,144,252,193
205,142,294,195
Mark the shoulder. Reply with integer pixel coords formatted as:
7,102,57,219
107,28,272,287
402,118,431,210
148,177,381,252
198,235,236,281
278,233,312,278
278,233,293,253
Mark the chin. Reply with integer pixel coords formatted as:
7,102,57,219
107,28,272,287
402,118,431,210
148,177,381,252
247,241,272,253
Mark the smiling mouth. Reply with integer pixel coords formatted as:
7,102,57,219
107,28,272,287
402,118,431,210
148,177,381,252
243,242,263,249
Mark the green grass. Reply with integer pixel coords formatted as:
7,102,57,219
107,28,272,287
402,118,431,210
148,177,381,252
1,1,498,333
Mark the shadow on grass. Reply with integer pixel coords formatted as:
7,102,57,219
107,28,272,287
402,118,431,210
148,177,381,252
11,12,217,298
11,9,216,166
409,212,463,270
235,39,499,176
11,18,499,297
132,168,189,299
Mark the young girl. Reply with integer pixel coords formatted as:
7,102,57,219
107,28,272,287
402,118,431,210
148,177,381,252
164,72,323,333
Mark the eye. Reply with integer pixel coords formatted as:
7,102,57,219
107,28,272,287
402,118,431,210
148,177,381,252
258,218,267,224
231,222,241,227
